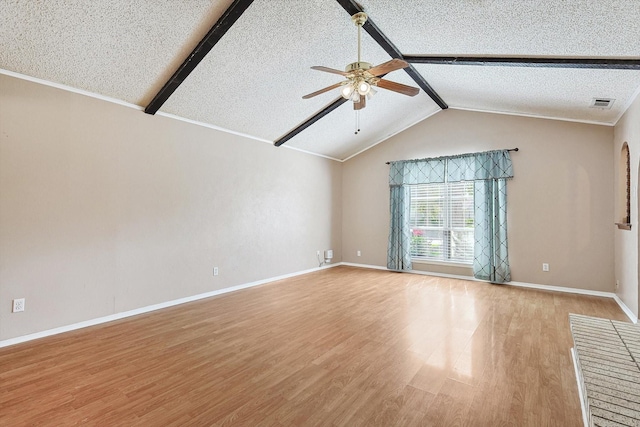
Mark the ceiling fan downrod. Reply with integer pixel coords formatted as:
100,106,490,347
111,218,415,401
352,12,368,135
352,12,367,63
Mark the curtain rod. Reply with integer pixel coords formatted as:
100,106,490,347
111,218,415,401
385,147,519,164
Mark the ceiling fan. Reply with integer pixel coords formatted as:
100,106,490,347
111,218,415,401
302,12,420,111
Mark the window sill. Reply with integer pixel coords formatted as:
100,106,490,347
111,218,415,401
616,223,632,230
412,259,472,268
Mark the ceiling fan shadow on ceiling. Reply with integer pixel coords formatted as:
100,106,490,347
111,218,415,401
302,12,420,113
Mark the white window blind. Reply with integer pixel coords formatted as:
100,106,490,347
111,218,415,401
409,181,474,264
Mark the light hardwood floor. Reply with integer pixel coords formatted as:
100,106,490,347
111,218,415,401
0,266,629,426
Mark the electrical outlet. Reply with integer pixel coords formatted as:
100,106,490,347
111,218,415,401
213,267,219,276
12,298,25,313
357,250,361,257
615,280,619,290
317,250,320,256
542,263,549,272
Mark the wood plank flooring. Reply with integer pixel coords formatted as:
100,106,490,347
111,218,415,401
0,266,629,426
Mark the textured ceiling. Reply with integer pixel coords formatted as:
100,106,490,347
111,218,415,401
365,0,640,57
417,65,640,124
0,0,236,106
2,0,640,161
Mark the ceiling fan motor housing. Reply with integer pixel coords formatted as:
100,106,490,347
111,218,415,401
345,61,372,72
344,61,372,73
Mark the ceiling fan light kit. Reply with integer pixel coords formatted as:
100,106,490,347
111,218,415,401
303,12,420,113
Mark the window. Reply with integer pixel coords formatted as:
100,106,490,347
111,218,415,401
409,181,474,264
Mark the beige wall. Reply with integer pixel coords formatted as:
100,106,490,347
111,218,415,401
1,72,630,342
342,109,615,292
614,93,640,318
0,74,342,340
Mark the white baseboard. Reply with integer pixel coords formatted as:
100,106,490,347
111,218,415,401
0,263,340,349
339,262,638,324
341,262,388,271
506,280,613,297
613,294,638,324
2,262,635,348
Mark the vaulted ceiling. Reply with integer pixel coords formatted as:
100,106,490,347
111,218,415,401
2,0,640,160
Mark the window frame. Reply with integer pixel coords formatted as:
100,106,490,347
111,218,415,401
408,181,475,265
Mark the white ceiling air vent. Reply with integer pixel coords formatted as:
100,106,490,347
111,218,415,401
590,98,615,109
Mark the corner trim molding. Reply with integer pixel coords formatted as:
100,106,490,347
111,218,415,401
571,348,590,427
5,68,629,164
614,81,640,125
0,69,343,163
0,263,340,349
449,106,615,127
0,69,144,111
340,262,638,323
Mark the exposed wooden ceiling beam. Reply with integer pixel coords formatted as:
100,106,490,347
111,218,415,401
145,0,255,115
403,56,640,70
335,0,448,110
274,98,348,147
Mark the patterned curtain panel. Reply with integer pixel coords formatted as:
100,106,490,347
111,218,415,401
473,179,511,283
387,150,513,280
387,185,412,270
388,157,446,185
447,150,513,182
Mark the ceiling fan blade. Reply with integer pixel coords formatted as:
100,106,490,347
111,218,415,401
353,95,366,110
302,82,344,99
376,79,420,96
310,66,348,76
367,58,409,76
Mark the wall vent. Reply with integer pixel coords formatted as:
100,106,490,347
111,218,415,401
590,98,615,109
